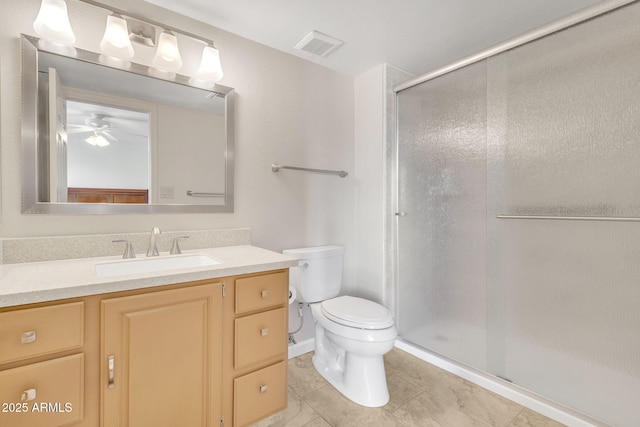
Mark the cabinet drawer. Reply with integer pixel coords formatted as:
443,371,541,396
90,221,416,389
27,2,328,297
235,307,287,369
0,353,84,427
0,302,84,364
235,272,288,314
234,361,287,427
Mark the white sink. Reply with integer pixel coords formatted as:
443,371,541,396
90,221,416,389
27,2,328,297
96,254,220,278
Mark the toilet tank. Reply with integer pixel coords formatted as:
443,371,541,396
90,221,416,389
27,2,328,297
282,245,344,303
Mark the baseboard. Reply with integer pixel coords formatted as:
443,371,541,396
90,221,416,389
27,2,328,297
288,338,314,359
394,339,609,427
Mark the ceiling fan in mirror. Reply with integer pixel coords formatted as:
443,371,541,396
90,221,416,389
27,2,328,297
67,113,116,146
66,100,150,148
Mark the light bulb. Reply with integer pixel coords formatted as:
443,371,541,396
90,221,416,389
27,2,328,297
33,0,76,45
100,14,134,59
86,133,110,147
152,31,183,72
195,44,224,82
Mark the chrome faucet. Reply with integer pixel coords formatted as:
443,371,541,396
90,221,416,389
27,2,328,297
146,226,161,257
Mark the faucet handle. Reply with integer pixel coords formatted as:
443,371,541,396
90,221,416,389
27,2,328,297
112,240,136,259
170,236,190,255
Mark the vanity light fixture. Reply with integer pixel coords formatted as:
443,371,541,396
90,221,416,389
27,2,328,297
33,0,76,45
99,13,134,60
152,30,183,73
33,0,225,82
195,43,224,82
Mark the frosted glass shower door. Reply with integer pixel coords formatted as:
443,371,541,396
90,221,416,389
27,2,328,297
395,3,640,425
396,61,488,370
487,8,640,425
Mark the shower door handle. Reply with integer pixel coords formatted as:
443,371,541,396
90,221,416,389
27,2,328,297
395,212,408,217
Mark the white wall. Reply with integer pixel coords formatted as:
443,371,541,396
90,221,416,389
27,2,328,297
353,64,411,307
354,65,385,303
155,105,225,205
0,0,355,267
67,132,149,189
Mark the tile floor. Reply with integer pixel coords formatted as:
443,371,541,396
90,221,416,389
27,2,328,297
252,348,566,427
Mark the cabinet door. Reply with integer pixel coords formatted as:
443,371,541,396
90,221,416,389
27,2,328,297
102,283,222,427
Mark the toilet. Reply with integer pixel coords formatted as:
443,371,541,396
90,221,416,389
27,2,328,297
283,245,397,407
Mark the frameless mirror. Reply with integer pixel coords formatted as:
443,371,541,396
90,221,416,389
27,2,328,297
21,34,234,214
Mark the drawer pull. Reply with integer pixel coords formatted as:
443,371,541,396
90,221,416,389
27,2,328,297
108,355,115,388
260,385,268,394
21,388,37,402
21,331,37,344
261,290,269,298
260,328,269,336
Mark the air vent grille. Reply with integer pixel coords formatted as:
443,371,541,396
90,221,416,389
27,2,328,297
294,30,343,57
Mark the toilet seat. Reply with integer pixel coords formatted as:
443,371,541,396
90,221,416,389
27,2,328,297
321,296,394,329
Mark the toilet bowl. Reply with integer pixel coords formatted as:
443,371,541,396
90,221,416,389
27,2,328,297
310,297,397,407
283,246,397,407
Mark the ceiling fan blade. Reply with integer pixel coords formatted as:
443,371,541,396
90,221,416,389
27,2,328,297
68,131,94,137
67,125,94,133
109,116,148,124
108,129,149,139
102,130,118,142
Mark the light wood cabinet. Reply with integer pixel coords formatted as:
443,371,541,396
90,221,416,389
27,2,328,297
0,302,84,365
235,273,289,314
0,303,86,427
224,271,289,426
0,269,289,427
234,361,287,426
0,354,84,427
235,307,287,369
101,282,223,427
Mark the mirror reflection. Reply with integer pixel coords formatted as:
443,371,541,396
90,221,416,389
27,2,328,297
22,35,234,214
66,101,150,203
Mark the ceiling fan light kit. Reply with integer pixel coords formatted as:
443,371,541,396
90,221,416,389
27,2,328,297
66,101,151,148
85,132,110,147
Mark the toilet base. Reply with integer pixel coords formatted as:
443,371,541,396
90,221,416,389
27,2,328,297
312,339,391,407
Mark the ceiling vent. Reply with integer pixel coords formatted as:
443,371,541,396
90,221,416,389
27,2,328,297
294,30,343,57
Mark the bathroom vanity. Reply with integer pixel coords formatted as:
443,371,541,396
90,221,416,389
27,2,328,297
0,245,296,427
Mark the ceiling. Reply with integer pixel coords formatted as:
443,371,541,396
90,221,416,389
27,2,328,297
144,0,601,77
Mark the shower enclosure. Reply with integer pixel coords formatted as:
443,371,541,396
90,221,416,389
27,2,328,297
395,2,640,426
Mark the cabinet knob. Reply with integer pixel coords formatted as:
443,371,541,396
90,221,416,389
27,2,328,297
260,328,269,336
21,331,37,344
259,385,268,394
21,388,37,402
260,290,269,298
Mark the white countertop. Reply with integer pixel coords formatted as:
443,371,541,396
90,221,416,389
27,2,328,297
0,245,298,308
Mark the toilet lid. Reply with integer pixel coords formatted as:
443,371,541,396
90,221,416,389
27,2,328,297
321,296,394,329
